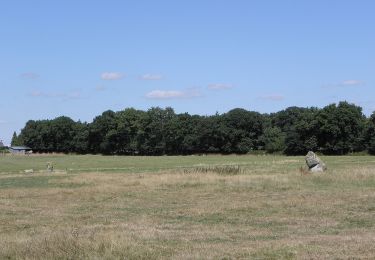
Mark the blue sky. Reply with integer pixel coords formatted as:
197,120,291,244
1,1,374,145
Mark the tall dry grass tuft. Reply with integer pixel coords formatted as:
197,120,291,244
183,165,244,175
299,166,310,175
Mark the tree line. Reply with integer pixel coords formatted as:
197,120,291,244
11,101,375,155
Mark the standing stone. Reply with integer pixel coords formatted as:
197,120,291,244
305,151,326,172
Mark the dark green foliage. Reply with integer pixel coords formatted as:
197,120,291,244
88,110,117,154
366,112,375,155
315,102,366,154
11,131,23,146
19,117,78,153
15,102,375,155
144,107,176,155
163,113,199,154
260,127,285,153
73,122,89,153
221,109,265,153
272,107,319,155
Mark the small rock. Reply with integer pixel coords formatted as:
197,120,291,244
24,169,34,174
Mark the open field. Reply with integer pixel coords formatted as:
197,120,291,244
0,155,374,259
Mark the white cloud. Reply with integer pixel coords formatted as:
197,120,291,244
322,79,365,88
20,72,39,79
340,80,364,86
0,120,7,124
101,72,124,80
140,74,163,80
146,89,201,99
207,83,233,90
258,95,285,101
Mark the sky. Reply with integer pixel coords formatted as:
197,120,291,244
1,0,374,145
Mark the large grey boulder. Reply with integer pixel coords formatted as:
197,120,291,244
305,151,326,172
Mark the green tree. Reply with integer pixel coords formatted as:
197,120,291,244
163,113,197,154
11,131,23,146
72,122,89,153
316,102,366,154
49,116,77,152
273,107,318,155
115,108,147,155
18,120,43,151
222,108,265,153
260,127,285,153
88,110,117,154
366,112,375,154
144,107,176,155
196,114,227,153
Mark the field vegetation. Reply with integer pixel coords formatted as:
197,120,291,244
0,154,374,259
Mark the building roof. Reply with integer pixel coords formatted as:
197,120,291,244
9,146,32,150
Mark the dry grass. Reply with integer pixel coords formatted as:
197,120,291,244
0,156,374,259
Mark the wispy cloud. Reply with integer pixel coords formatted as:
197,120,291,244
0,120,7,124
140,74,163,80
340,80,364,86
207,83,233,90
101,72,124,80
258,94,285,101
146,88,201,99
30,91,47,97
29,90,82,100
20,72,39,79
323,79,365,88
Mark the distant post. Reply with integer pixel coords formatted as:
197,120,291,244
46,162,54,173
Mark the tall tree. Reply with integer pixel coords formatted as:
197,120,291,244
144,107,176,155
18,120,43,151
49,116,77,152
221,108,265,153
11,131,23,146
316,102,366,154
115,108,147,155
72,122,89,153
88,110,117,154
260,127,286,153
272,107,318,155
366,112,375,154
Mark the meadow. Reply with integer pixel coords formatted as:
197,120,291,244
0,154,374,259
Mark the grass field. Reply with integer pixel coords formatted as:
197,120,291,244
0,154,374,259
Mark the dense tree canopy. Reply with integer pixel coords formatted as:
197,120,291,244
315,102,366,154
366,112,375,155
15,102,374,155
